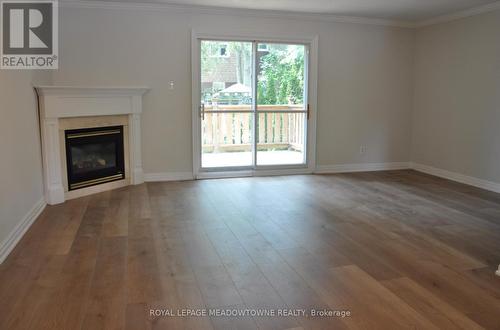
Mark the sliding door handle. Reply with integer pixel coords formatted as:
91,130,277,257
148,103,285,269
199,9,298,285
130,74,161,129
199,103,205,120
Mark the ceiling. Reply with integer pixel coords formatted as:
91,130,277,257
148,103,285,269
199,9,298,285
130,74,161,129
86,0,499,22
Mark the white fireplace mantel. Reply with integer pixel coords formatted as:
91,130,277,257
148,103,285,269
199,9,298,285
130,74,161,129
35,86,149,205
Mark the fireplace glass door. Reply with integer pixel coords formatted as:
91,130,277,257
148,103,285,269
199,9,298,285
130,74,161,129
65,126,125,190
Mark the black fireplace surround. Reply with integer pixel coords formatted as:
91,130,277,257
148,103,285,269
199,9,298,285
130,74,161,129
65,125,125,191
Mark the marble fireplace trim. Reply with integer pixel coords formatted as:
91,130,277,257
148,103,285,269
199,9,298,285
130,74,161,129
35,86,149,205
59,115,131,201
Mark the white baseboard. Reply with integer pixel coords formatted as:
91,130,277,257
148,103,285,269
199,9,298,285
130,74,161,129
144,172,194,182
315,162,410,174
144,164,500,195
410,162,500,194
0,198,46,264
146,168,313,181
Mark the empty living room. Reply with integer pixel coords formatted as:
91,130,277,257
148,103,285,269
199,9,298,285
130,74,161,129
1,0,500,328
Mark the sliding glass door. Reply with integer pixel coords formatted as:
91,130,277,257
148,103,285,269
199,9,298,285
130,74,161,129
198,39,309,172
256,43,307,166
200,40,254,168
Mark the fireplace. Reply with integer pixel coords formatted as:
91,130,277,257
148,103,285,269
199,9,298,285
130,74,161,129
65,126,125,191
36,86,147,204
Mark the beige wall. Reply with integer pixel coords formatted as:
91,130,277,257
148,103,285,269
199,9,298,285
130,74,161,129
412,11,500,183
0,70,48,251
52,7,415,173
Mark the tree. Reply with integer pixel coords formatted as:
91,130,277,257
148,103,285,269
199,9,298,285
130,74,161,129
228,42,252,86
257,45,304,105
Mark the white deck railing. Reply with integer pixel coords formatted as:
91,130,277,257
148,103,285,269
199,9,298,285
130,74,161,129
202,105,305,152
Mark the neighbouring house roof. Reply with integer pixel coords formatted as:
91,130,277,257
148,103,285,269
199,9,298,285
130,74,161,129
219,83,251,94
201,53,238,83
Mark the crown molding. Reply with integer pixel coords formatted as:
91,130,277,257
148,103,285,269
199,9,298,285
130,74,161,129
59,0,415,28
415,1,500,28
58,0,500,29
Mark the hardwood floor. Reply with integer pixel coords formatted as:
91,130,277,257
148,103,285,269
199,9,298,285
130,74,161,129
1,170,500,329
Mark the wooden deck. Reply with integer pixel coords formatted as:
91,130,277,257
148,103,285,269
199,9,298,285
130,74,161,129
1,170,500,329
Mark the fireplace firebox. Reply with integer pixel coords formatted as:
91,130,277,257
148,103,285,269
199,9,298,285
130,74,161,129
65,126,125,191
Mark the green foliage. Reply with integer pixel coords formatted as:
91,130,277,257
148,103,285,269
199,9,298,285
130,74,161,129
257,45,305,105
201,41,305,106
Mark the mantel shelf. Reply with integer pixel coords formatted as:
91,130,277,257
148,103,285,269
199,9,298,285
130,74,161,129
34,85,150,97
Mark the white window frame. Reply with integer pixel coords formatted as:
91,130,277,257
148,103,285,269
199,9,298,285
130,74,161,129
191,30,318,179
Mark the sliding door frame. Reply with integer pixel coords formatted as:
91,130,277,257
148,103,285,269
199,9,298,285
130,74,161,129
191,30,318,179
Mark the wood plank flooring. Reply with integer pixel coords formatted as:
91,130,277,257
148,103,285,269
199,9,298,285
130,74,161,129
1,170,500,329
